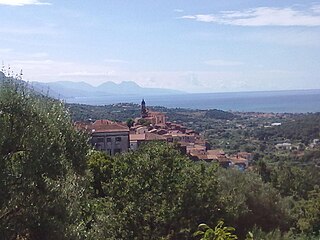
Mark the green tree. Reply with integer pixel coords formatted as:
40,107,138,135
87,150,112,197
293,187,320,234
0,79,90,239
90,142,220,240
193,221,238,240
126,118,135,128
138,118,152,126
216,169,292,237
270,163,320,200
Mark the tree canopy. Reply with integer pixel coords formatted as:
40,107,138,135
1,77,319,240
0,79,90,239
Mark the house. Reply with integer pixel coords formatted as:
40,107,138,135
275,142,292,150
136,126,149,134
229,156,249,170
76,119,130,155
139,99,166,125
309,139,320,149
237,152,254,161
171,133,196,144
156,129,168,135
129,132,167,150
148,111,166,125
130,99,208,155
187,144,207,154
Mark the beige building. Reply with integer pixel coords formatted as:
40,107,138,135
147,111,166,125
76,119,130,155
129,132,166,150
140,99,166,125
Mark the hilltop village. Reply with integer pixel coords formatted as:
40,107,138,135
2,77,320,240
75,100,251,170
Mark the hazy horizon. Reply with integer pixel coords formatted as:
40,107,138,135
1,0,320,93
28,79,320,94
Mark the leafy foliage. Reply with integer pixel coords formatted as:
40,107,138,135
194,221,238,240
204,109,236,120
87,142,220,239
0,79,90,239
253,113,320,144
293,187,320,234
1,76,320,239
216,169,292,237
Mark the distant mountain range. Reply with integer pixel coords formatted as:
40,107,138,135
1,72,184,98
30,80,184,99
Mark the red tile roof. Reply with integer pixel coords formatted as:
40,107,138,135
92,123,129,133
130,133,167,141
76,119,129,133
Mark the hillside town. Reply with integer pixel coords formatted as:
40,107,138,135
2,72,320,239
75,100,252,170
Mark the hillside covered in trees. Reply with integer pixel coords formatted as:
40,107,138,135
1,77,320,239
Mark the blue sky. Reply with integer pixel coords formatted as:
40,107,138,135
0,0,320,93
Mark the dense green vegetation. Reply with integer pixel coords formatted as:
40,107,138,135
0,78,90,239
253,113,320,144
204,109,236,120
67,103,141,122
85,144,320,239
1,79,320,239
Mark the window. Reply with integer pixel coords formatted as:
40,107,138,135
114,148,121,154
97,137,104,143
115,137,121,142
106,138,111,142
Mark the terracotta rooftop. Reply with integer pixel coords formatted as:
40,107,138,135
92,119,114,126
190,153,208,160
92,124,129,133
77,119,129,133
229,156,248,164
207,149,225,156
130,133,167,141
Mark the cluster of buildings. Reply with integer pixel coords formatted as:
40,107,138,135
75,100,252,169
275,139,320,152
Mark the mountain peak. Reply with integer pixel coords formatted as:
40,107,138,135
30,80,184,99
118,81,140,88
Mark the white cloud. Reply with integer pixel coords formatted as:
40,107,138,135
246,29,320,47
181,15,217,22
103,59,129,64
180,4,320,26
204,60,244,67
0,0,51,6
58,71,116,78
29,52,49,58
311,5,320,13
5,58,318,92
174,9,184,13
0,48,12,53
0,26,57,35
7,58,120,86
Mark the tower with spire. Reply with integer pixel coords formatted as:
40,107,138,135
141,99,148,118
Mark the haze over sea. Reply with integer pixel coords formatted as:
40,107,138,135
67,89,320,113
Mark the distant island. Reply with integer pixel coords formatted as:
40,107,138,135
30,80,185,99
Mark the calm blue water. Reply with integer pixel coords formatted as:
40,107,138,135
66,89,320,113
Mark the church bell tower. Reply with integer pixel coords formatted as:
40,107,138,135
141,99,148,118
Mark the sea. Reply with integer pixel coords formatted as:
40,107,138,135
66,89,320,113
